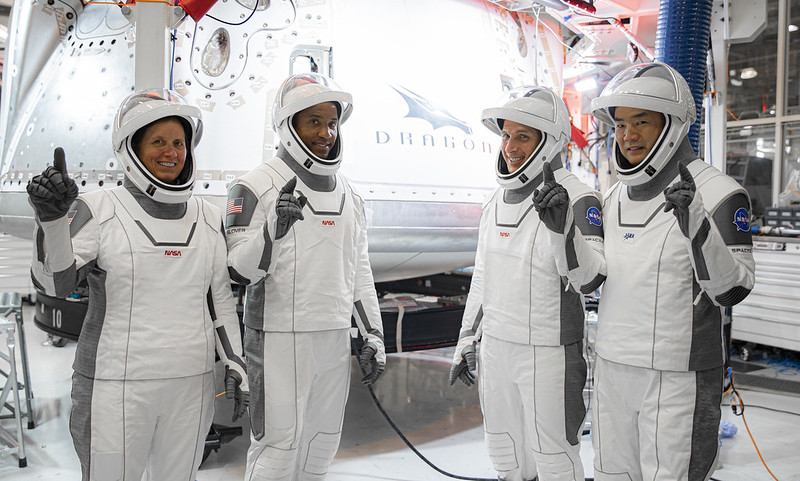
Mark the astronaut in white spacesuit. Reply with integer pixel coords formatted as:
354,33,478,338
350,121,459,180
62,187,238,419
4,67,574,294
537,62,756,481
449,86,604,481
27,89,248,481
224,73,386,481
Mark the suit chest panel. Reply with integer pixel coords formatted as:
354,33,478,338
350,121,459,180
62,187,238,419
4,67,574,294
604,189,692,287
98,192,208,291
484,198,555,277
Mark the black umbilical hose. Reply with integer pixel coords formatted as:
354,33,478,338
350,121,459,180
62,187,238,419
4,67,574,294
351,339,595,481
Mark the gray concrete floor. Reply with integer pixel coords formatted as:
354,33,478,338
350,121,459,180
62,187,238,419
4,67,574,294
1,304,799,480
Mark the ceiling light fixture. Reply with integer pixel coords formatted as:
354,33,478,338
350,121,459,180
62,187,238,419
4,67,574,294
574,77,597,92
740,67,758,79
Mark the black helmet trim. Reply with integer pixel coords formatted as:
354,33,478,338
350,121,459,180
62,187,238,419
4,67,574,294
496,130,548,184
614,114,671,177
286,113,342,167
123,138,194,193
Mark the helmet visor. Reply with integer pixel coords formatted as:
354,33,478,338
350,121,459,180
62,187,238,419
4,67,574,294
272,73,352,130
592,62,695,125
116,90,191,131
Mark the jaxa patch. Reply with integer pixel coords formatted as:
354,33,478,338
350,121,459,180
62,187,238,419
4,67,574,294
67,210,77,225
586,206,602,227
622,232,635,244
733,207,750,232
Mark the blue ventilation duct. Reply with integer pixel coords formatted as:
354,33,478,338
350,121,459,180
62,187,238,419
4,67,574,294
655,0,714,154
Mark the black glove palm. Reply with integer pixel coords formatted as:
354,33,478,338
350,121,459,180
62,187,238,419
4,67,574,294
225,368,249,423
663,162,696,238
359,344,385,386
27,148,79,222
533,163,570,234
448,342,477,387
274,177,308,240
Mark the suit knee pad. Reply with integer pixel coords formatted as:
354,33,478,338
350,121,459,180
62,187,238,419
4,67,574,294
303,432,341,476
485,431,519,472
532,450,579,480
592,466,636,480
250,445,297,480
91,451,123,481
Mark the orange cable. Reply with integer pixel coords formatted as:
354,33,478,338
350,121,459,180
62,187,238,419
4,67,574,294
727,108,739,121
728,369,781,480
740,411,781,481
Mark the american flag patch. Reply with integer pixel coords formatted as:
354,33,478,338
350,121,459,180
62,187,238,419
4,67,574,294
226,197,244,215
67,210,77,225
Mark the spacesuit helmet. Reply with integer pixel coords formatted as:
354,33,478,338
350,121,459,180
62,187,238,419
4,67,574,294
591,62,696,186
112,88,203,204
482,86,571,189
272,73,353,176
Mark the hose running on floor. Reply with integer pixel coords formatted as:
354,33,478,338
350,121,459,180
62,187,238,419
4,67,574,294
352,339,595,481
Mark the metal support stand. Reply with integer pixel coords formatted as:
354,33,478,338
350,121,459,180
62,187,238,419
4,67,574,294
0,292,31,467
0,293,33,428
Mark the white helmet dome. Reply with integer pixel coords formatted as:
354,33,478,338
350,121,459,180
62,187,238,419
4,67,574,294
591,62,695,186
272,73,353,175
112,89,203,203
482,86,571,188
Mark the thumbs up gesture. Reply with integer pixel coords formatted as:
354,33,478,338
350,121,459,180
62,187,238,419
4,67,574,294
27,148,79,222
533,163,571,234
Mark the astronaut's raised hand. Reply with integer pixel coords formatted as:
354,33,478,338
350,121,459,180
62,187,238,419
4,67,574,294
274,177,308,240
448,342,477,387
225,365,249,423
27,147,79,222
663,162,697,238
533,163,571,234
359,341,386,385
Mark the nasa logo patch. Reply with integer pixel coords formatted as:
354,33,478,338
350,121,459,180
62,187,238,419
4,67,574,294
733,207,750,232
586,206,602,227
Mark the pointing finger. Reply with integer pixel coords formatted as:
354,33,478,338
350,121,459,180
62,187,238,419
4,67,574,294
280,177,297,196
678,162,693,184
53,147,68,176
542,162,554,184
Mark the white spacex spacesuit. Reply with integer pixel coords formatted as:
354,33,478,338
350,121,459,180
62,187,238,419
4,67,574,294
555,63,755,481
225,73,385,481
28,90,247,481
450,87,604,481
